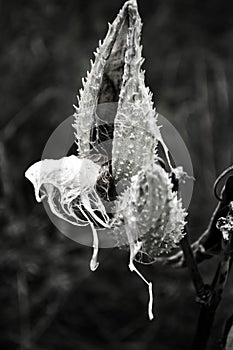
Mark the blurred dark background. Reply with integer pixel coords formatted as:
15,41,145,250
0,0,233,349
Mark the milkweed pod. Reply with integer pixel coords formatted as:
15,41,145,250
113,163,187,261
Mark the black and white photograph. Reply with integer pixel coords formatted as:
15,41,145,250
0,0,233,349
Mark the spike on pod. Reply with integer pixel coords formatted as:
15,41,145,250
73,104,79,113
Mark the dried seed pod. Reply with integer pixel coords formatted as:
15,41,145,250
73,0,134,156
25,0,188,321
113,163,187,260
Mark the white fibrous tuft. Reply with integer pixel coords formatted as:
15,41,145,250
25,155,109,228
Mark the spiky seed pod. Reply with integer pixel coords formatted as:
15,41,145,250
25,0,188,321
73,0,135,156
113,163,187,262
112,2,170,182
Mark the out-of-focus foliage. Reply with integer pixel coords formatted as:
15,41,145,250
0,0,233,349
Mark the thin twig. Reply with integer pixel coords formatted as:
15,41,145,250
31,294,65,342
17,268,31,350
0,141,13,200
180,231,210,303
0,87,65,141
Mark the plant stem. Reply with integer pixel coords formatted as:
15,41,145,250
192,235,232,350
180,229,210,302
